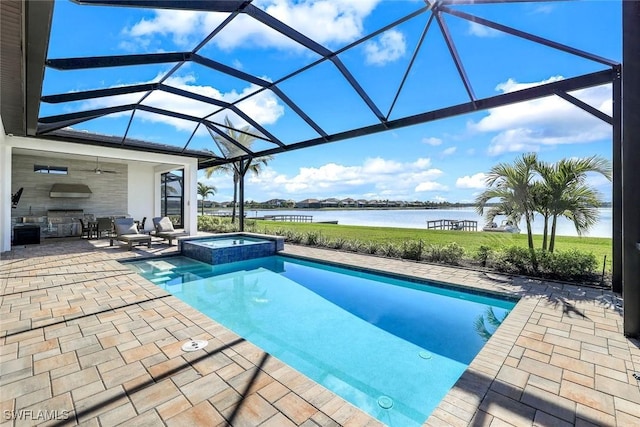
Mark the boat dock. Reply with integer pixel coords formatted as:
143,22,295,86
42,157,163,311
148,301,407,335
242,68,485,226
262,214,314,222
258,215,338,224
426,219,478,231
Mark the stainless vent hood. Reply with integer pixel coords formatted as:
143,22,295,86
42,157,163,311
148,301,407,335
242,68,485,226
49,183,92,198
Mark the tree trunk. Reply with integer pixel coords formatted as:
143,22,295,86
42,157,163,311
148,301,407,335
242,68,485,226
526,213,538,271
542,214,549,251
231,173,238,223
549,215,558,252
526,215,534,250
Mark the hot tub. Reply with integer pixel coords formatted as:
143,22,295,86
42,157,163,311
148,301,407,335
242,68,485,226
179,233,284,265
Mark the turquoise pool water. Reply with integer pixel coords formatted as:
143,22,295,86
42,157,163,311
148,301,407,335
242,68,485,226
188,236,269,248
126,255,515,426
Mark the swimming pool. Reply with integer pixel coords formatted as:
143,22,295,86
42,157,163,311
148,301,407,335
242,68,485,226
126,255,516,426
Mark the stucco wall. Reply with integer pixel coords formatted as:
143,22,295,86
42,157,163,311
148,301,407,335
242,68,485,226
127,163,155,232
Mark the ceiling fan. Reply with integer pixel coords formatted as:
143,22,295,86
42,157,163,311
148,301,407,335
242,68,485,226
81,157,117,174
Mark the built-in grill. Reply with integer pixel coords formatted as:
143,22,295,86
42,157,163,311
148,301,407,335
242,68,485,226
46,210,82,238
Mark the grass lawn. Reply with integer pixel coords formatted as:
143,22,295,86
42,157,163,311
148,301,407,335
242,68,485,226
251,220,613,272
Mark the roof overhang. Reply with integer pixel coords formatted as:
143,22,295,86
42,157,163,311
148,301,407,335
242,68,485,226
0,0,53,137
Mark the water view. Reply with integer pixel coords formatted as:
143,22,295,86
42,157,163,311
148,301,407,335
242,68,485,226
241,208,612,238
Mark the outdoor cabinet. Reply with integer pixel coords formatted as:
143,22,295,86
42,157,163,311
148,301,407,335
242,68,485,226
13,225,41,245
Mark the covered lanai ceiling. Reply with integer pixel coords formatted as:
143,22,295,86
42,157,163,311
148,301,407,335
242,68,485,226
3,0,620,168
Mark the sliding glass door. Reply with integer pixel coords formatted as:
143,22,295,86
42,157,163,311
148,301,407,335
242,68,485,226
161,170,184,228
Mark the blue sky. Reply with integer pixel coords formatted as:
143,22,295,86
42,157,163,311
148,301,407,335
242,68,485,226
42,0,621,203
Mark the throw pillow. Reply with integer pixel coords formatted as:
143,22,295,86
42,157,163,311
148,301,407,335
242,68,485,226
158,217,175,232
115,222,139,235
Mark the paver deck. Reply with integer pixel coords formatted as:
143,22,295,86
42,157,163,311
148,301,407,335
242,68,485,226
1,238,639,426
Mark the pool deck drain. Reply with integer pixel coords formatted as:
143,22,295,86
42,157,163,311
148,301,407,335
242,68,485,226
1,237,639,426
181,339,208,352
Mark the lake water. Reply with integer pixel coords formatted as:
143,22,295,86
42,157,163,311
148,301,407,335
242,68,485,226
242,208,612,238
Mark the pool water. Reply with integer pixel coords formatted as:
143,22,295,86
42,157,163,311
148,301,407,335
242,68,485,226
126,255,515,426
189,236,269,248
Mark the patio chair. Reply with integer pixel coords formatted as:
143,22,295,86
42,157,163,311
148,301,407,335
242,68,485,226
110,218,151,250
137,217,147,233
77,218,92,239
152,216,187,245
95,217,113,238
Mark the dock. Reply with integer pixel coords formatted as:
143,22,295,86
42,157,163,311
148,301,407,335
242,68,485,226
427,219,477,231
261,214,314,223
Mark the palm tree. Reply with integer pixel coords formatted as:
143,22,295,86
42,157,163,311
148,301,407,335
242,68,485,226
476,153,538,250
197,182,217,216
530,181,553,251
535,156,611,252
204,116,272,223
474,307,510,342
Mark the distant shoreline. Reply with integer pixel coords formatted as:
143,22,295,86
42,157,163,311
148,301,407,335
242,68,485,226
211,206,477,212
203,207,612,239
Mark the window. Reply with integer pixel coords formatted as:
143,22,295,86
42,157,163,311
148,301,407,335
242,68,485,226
34,165,68,174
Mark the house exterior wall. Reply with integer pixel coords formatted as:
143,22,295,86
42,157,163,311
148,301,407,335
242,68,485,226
0,121,10,252
11,154,128,218
128,163,155,232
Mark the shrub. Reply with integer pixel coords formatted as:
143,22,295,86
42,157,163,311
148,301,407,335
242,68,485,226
475,245,493,267
198,215,243,233
360,240,379,255
488,246,535,275
268,227,287,237
198,215,221,231
538,249,597,281
380,242,399,258
285,230,304,244
441,242,465,264
343,240,363,252
327,238,348,249
400,240,424,260
304,231,323,246
488,246,597,281
424,242,465,264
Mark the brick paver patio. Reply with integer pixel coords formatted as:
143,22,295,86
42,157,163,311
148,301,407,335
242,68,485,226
1,238,639,426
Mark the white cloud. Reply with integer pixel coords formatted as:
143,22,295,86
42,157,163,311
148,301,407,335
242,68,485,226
456,172,486,189
422,137,442,146
79,73,284,132
364,30,407,66
441,146,457,156
123,0,381,51
246,156,445,198
468,76,612,155
467,22,502,38
415,181,447,192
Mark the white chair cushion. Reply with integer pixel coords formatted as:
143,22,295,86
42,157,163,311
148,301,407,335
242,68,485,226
115,221,138,236
157,217,175,232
